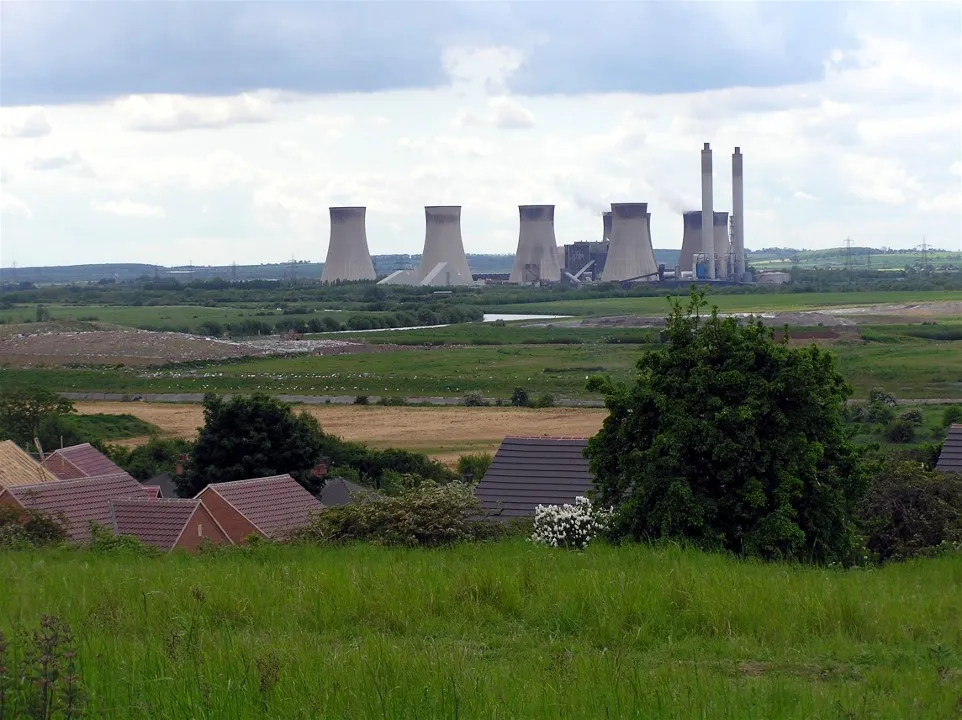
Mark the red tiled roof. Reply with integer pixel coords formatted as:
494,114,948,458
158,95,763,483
110,498,224,551
42,443,125,480
200,474,323,538
142,486,162,499
7,472,146,543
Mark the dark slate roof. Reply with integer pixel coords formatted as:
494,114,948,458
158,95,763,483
110,498,202,551
320,477,376,507
42,443,126,479
7,472,146,543
145,472,180,499
475,436,595,518
936,424,962,473
199,474,324,538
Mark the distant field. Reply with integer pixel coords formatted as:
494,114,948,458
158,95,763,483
3,328,960,399
1,542,959,719
483,290,962,317
749,250,961,270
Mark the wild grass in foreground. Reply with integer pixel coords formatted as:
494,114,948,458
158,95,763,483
1,541,960,719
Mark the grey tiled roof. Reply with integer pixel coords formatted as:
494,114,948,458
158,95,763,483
936,425,962,473
320,477,375,507
475,436,595,518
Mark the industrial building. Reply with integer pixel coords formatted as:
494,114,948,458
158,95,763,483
601,203,658,282
509,205,563,284
417,206,473,286
321,207,377,283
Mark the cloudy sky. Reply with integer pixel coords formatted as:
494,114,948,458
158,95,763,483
1,1,959,268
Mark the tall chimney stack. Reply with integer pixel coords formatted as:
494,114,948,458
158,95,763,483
732,147,745,281
701,142,715,280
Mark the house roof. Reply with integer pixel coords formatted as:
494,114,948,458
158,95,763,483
42,443,125,480
0,440,59,488
936,424,962,473
199,474,324,538
320,477,375,507
110,498,225,551
475,436,595,518
6,472,146,542
145,472,180,499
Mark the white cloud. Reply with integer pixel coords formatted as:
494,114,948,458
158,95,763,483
27,150,92,175
115,92,274,132
794,191,816,201
1,107,52,138
91,198,166,218
488,96,535,129
0,190,32,219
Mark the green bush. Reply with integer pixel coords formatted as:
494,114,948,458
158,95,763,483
510,387,531,407
860,461,962,562
884,418,916,444
0,505,67,548
295,482,495,546
899,409,924,426
463,392,487,407
942,405,962,427
457,453,492,481
353,395,370,405
531,393,556,409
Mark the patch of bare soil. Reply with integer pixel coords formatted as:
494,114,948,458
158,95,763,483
75,402,609,464
0,325,394,366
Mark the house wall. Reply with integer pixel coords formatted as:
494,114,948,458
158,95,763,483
0,490,24,510
175,504,231,552
197,488,261,543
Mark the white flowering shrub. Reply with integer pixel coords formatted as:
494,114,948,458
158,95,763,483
531,496,611,550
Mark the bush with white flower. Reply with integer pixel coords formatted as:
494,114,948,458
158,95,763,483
531,496,611,550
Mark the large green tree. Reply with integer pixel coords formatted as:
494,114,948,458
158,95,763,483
586,290,868,564
182,393,325,496
0,388,75,449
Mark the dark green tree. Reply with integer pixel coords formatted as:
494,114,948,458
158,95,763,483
181,394,325,496
0,388,75,449
586,290,868,564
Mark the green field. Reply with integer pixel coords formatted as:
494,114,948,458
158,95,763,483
483,290,961,317
1,541,960,719
749,249,961,271
2,328,961,400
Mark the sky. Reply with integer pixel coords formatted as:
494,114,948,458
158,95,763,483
1,0,960,268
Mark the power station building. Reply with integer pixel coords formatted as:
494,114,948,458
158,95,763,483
321,207,376,283
417,206,473,286
601,203,658,282
509,205,562,284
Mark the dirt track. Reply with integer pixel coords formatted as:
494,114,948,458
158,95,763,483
76,402,609,465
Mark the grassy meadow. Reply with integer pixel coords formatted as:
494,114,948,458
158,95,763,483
1,541,960,719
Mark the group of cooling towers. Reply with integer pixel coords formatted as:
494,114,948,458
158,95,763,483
321,143,748,286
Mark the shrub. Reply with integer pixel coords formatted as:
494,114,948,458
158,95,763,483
867,401,896,425
899,409,924,426
463,392,487,407
531,393,556,409
869,387,897,407
510,387,531,407
860,461,962,562
376,396,408,406
353,395,370,405
457,453,492,482
884,418,916,444
0,505,66,548
942,405,962,427
295,482,492,546
531,496,611,550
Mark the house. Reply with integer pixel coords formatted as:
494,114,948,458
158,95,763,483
195,474,325,543
0,440,59,490
474,436,596,519
0,472,146,543
936,424,962,473
42,443,125,480
320,477,375,507
109,498,231,552
144,471,180,499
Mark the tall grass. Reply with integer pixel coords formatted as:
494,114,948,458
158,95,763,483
1,541,960,718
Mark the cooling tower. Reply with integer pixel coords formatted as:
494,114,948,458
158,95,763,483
417,206,473,286
509,205,562,284
602,211,612,241
701,142,715,279
321,207,376,282
601,203,658,282
713,211,730,279
732,147,745,281
679,211,703,273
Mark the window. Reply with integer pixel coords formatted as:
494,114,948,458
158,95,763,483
197,523,203,537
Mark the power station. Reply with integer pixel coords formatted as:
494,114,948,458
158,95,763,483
330,142,750,286
509,205,562,284
321,207,376,283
